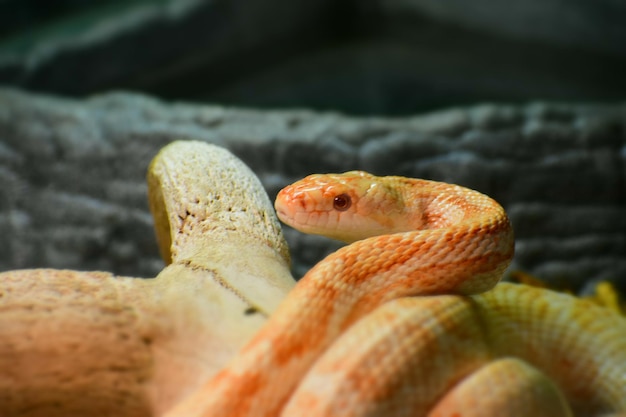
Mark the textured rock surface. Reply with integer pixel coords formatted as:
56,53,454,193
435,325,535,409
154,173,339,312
0,0,625,114
0,141,294,416
0,88,624,291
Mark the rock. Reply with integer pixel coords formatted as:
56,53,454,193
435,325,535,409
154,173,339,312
0,88,624,291
0,141,295,416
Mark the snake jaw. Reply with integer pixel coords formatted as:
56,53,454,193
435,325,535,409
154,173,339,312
275,191,357,242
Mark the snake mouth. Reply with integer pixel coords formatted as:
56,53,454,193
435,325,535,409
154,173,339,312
274,200,295,226
275,208,289,223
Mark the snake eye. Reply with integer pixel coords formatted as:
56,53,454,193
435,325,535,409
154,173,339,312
333,193,351,211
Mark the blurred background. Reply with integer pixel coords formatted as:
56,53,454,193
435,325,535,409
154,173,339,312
1,0,625,115
0,0,624,291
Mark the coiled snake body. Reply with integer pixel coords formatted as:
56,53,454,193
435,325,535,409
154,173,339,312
167,171,626,417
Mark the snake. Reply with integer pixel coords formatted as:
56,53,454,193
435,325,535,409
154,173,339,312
165,171,626,417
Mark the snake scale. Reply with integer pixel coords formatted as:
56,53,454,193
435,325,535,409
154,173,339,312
166,171,626,417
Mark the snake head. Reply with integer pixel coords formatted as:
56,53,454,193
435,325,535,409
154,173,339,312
275,171,409,243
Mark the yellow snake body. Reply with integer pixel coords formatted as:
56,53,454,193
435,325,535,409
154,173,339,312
166,171,626,417
288,284,626,416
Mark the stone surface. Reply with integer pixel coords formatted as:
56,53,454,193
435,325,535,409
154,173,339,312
0,88,625,291
0,141,294,416
0,0,625,115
